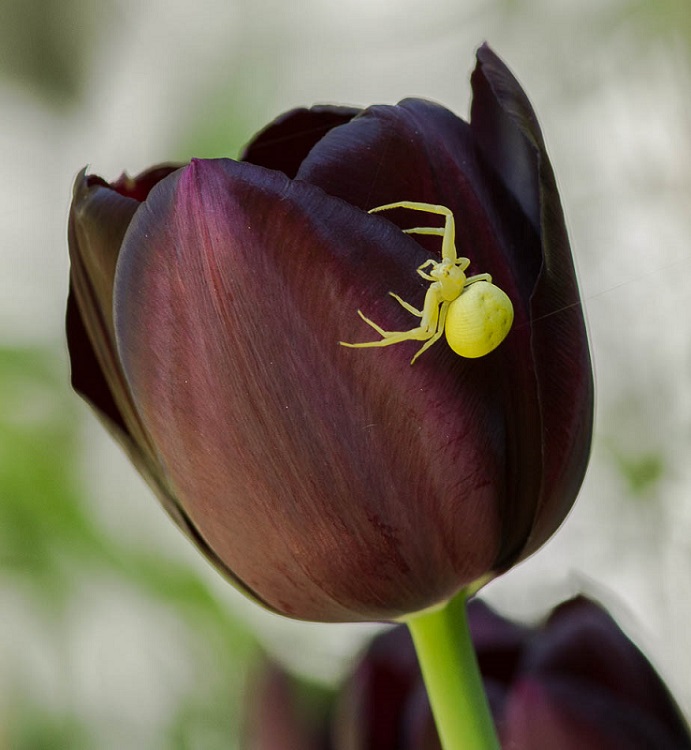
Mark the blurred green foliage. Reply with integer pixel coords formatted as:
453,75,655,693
612,448,665,499
0,347,259,748
174,76,273,162
0,0,107,106
0,347,86,596
619,0,691,46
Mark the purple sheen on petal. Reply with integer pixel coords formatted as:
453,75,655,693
470,43,542,231
67,167,265,608
506,676,691,750
67,167,171,456
67,170,152,459
240,105,361,178
69,171,139,336
528,597,691,744
470,44,594,561
67,164,181,371
502,678,606,750
114,157,508,621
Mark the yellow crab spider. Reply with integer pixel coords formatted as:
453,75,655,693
339,201,514,364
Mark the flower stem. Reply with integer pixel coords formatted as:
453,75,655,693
404,589,500,750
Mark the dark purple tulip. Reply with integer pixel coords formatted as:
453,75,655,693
66,45,593,621
332,597,691,750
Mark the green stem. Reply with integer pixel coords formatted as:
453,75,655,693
404,589,500,750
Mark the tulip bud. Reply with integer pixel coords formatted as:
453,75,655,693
67,44,593,621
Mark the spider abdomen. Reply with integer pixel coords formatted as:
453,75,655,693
445,281,513,358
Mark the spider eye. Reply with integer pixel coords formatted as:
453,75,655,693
445,281,513,358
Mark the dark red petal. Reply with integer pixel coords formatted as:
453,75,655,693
67,170,174,513
471,44,595,559
67,164,182,432
296,98,541,304
524,597,691,745
470,44,543,231
67,169,144,434
468,599,530,688
114,158,511,621
240,104,361,179
336,626,420,750
67,166,257,601
111,163,183,202
505,677,690,750
502,678,607,749
296,99,547,568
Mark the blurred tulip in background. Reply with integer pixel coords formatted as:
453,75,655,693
246,596,691,749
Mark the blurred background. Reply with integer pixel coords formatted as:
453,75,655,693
1,0,690,747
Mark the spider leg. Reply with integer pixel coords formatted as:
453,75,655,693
343,201,508,364
340,324,432,350
439,211,456,264
355,309,388,337
369,202,458,264
410,301,450,364
339,284,443,352
389,292,423,317
417,269,437,282
404,227,444,237
339,310,431,345
464,272,492,286
417,258,436,272
368,201,452,219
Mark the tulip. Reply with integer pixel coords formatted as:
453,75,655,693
329,597,691,749
66,44,593,622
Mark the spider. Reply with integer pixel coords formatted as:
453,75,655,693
340,201,513,365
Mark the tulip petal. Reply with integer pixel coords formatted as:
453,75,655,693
67,169,147,435
240,104,361,178
336,626,422,749
296,97,541,301
502,678,604,749
296,98,555,568
114,158,518,621
524,597,691,746
470,44,543,231
67,165,183,435
67,166,264,602
67,170,186,525
504,677,689,749
469,599,530,684
471,44,595,560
